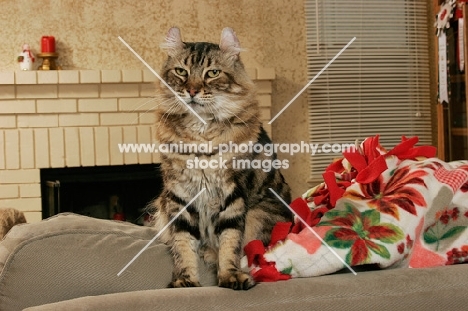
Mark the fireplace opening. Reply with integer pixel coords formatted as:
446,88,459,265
40,164,163,225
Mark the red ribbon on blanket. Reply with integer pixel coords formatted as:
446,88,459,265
290,197,329,234
244,222,292,282
244,199,327,282
387,136,436,160
321,171,351,207
341,136,436,185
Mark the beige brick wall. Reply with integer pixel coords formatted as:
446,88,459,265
0,68,274,223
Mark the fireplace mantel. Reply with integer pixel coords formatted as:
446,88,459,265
0,68,275,222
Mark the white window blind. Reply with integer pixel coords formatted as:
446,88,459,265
306,0,432,182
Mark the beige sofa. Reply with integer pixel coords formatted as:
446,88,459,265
1,213,468,311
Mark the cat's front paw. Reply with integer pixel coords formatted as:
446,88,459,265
218,270,256,290
168,277,202,288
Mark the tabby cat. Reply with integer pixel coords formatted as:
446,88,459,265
152,27,292,290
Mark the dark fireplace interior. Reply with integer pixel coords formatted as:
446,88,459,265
40,164,163,225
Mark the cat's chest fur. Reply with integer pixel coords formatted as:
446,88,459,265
186,116,213,135
183,165,227,207
159,118,247,247
186,167,228,245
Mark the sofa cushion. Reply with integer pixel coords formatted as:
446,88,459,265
24,264,468,311
0,213,216,311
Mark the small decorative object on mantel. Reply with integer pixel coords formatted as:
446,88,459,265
37,35,61,70
17,43,35,71
41,36,55,53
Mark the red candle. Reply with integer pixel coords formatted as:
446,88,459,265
41,36,55,53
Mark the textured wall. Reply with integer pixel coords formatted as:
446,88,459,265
0,0,309,198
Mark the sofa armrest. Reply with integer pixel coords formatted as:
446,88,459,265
0,213,215,310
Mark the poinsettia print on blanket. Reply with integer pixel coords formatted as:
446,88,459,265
243,135,468,281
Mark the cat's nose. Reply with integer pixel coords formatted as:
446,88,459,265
188,88,199,97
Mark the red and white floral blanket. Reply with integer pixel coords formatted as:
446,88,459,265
244,135,468,281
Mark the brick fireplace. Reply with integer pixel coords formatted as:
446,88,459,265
0,68,274,223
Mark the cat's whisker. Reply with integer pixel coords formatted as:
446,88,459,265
213,99,250,128
155,101,175,128
158,100,181,130
231,113,249,128
230,104,263,127
220,96,263,123
131,107,156,125
215,109,230,128
233,108,259,126
205,103,221,126
131,97,175,125
129,96,159,113
210,103,233,128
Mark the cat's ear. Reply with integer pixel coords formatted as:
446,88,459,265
220,28,243,60
161,27,184,57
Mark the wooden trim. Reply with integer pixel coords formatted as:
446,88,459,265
437,104,445,160
451,127,468,136
463,3,468,153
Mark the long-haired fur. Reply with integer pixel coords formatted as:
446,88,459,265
151,27,292,290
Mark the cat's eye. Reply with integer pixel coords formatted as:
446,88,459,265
175,67,188,76
206,69,221,78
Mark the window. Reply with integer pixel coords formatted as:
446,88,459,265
306,0,432,181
